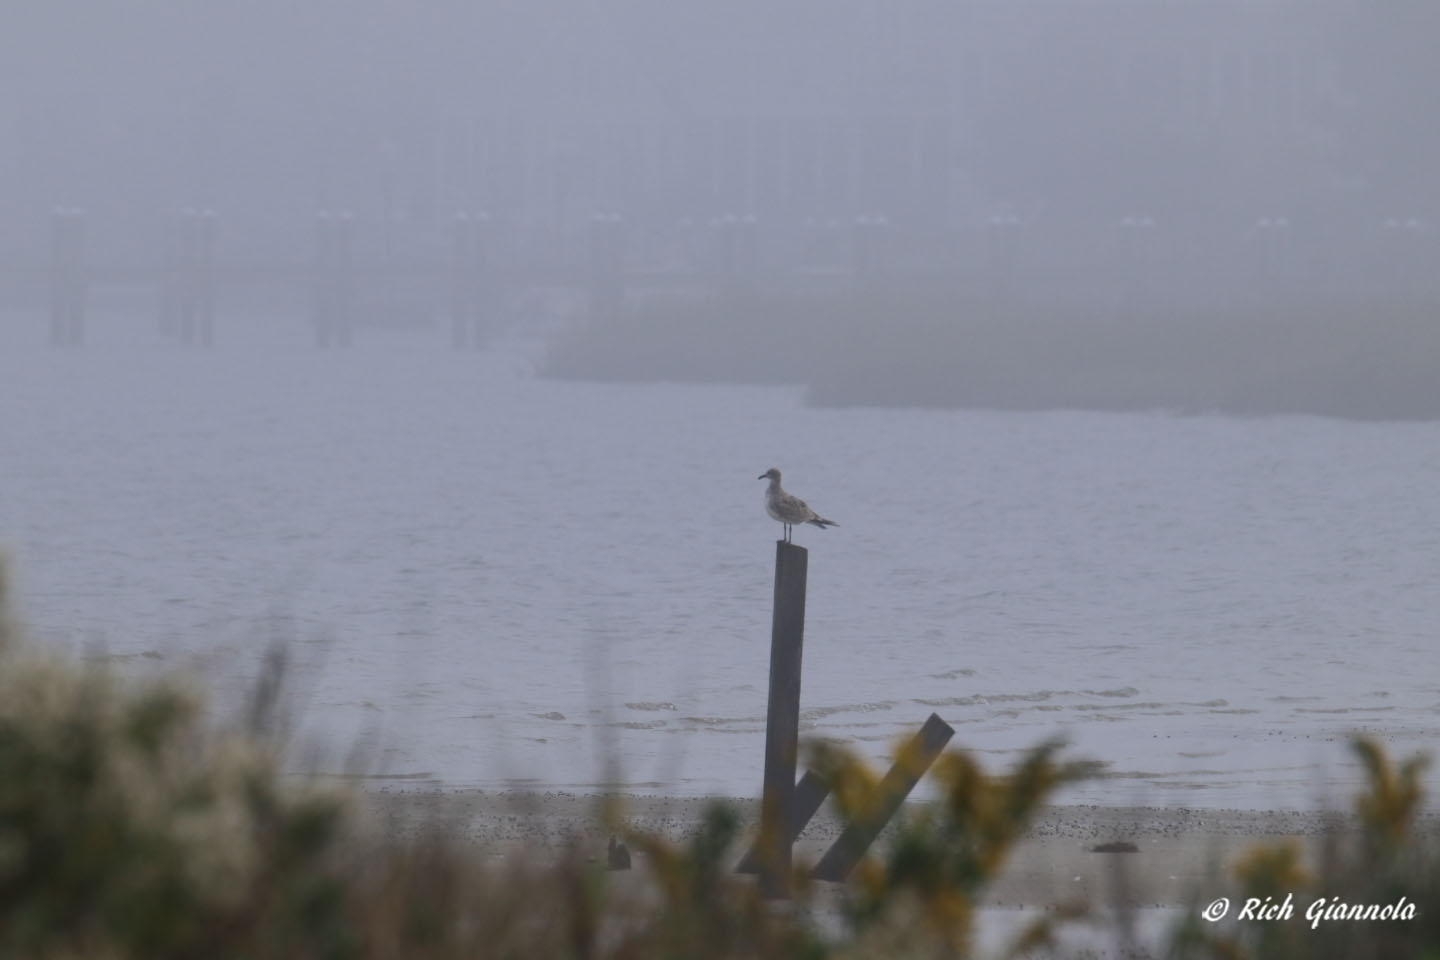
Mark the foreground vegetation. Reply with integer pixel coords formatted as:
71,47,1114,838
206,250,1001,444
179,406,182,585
1,563,1435,958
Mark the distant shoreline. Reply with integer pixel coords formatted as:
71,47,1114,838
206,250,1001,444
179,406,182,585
543,290,1440,421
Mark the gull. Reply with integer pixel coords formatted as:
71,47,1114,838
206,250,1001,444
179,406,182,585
758,467,838,543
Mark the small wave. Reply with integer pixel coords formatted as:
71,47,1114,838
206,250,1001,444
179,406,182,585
987,690,1072,703
802,701,898,720
625,701,678,712
918,690,1074,707
1083,686,1140,698
679,715,764,726
914,696,986,708
534,711,566,721
1072,701,1170,712
682,725,764,735
84,650,166,663
355,771,436,781
929,668,977,680
610,719,667,730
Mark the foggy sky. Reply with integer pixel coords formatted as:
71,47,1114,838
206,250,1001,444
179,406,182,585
4,0,1436,247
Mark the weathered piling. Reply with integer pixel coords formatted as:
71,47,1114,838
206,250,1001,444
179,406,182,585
159,211,182,338
709,214,759,291
449,211,492,349
314,210,355,347
810,712,955,883
164,208,218,346
984,214,1021,295
735,769,829,875
852,215,888,283
1250,215,1291,291
587,213,624,323
710,215,737,279
49,207,87,346
757,539,808,899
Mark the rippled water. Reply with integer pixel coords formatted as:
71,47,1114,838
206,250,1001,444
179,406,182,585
3,312,1438,809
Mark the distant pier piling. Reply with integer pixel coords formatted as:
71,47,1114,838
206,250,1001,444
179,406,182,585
757,539,808,899
449,210,492,350
712,214,759,291
163,208,217,346
984,214,1021,296
49,207,87,347
853,215,888,285
314,210,355,348
587,213,624,323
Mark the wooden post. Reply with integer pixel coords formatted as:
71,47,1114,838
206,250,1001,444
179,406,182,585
314,210,355,348
587,213,623,323
314,211,333,347
450,210,492,350
736,769,828,875
468,211,492,347
175,209,217,346
179,209,197,344
49,207,86,347
758,539,808,898
449,211,471,349
159,210,183,338
852,214,889,287
811,712,955,883
194,209,217,346
334,211,354,347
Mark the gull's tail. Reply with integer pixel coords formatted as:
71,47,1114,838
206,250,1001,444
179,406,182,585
807,516,838,529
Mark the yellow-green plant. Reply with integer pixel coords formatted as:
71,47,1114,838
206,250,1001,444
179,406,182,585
1169,737,1438,960
811,736,1092,959
6,557,1438,959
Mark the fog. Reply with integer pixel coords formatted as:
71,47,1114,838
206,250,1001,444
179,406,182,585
2,1,1439,400
4,2,1440,807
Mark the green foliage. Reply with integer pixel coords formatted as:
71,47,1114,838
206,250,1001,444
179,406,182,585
0,648,355,959
1169,737,1439,960
812,736,1093,959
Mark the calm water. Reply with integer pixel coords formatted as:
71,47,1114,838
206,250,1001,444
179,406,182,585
3,311,1438,809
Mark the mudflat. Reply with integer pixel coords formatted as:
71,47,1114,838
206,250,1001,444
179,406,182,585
362,789,1388,909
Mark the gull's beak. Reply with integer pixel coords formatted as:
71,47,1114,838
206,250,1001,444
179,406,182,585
757,473,766,480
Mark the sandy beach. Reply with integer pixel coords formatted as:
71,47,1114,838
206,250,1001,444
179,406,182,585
362,789,1392,910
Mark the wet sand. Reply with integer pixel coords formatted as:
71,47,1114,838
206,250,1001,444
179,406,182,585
362,789,1374,908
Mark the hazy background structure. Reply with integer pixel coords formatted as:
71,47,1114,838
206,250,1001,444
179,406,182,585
1,1,1435,294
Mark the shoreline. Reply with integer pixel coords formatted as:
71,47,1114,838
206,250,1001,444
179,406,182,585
361,788,1416,908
